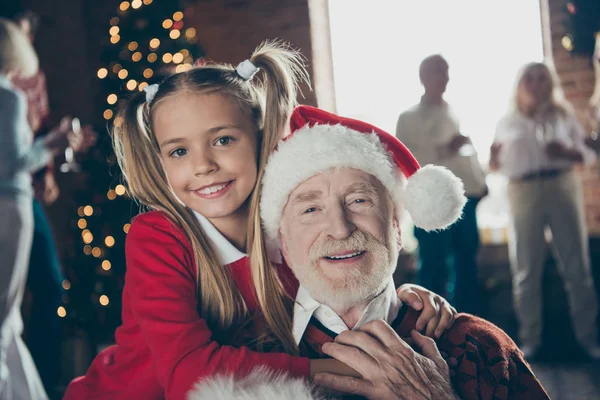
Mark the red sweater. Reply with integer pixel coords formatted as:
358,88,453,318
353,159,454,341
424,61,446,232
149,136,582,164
64,211,309,400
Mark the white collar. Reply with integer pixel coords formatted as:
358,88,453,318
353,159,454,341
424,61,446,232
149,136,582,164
292,278,400,344
193,212,246,266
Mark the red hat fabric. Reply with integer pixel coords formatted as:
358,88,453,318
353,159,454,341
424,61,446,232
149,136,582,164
260,105,466,240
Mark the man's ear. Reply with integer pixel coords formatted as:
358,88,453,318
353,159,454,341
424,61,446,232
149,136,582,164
279,227,289,260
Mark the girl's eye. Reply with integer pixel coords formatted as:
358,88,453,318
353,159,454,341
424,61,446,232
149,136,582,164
169,148,187,158
215,136,235,146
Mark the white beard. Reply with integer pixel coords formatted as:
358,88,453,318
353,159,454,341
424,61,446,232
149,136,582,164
289,227,399,313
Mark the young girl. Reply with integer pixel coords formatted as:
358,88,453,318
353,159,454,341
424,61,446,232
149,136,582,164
64,42,456,400
0,18,80,400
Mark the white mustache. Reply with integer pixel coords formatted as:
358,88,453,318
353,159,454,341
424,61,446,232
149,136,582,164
309,230,385,262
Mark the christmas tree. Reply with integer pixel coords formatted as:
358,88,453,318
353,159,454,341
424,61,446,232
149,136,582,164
62,0,204,345
562,0,600,57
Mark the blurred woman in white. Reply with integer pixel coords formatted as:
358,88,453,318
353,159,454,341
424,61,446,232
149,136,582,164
490,62,600,360
0,18,81,399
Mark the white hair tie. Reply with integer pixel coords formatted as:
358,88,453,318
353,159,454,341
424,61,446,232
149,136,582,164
143,84,159,103
236,59,260,81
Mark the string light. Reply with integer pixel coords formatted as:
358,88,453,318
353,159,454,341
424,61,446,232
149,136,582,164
162,53,173,63
84,245,92,255
180,49,189,57
107,189,117,200
103,109,113,120
172,53,184,64
83,231,94,244
62,280,71,290
118,69,128,79
57,306,67,318
97,68,108,79
147,53,157,63
562,35,574,51
143,68,153,78
169,29,181,39
78,218,87,229
132,51,142,62
163,19,173,29
123,223,131,233
138,82,149,91
107,94,118,105
110,17,120,26
119,1,130,11
92,247,103,258
110,35,121,44
112,63,122,73
149,38,160,49
84,205,94,216
173,11,184,21
105,236,115,247
102,260,112,271
128,41,138,51
143,0,152,4
175,63,192,73
109,26,120,36
132,0,142,9
77,206,85,217
99,295,110,306
185,27,196,39
115,184,126,196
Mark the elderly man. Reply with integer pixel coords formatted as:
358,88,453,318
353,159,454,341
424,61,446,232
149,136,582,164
258,106,549,400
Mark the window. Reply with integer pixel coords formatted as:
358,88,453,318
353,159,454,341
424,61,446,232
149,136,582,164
328,1,544,247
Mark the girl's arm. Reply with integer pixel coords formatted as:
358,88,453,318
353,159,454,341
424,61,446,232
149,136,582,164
126,212,312,399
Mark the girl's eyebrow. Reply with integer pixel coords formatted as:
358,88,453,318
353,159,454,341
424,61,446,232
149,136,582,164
159,124,241,148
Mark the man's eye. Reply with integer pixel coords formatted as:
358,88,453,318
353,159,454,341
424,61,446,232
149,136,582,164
169,148,187,158
303,207,317,214
215,136,234,146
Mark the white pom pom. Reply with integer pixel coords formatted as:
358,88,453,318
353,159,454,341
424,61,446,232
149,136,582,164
404,165,466,231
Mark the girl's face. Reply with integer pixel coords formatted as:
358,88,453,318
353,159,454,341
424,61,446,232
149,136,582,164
519,65,552,110
153,92,258,223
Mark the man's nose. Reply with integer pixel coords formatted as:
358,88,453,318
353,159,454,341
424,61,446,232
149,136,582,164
325,205,355,240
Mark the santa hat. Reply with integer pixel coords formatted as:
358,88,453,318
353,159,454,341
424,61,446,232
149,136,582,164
260,105,466,241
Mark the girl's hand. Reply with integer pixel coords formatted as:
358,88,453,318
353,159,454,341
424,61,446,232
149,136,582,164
396,284,457,339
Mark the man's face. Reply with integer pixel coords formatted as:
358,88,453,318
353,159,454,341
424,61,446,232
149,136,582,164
279,168,400,311
421,58,449,96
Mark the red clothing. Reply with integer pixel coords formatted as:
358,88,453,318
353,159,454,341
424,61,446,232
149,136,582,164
301,307,550,400
64,211,309,400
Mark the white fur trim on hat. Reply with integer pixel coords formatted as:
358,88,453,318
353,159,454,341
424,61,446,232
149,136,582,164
187,367,324,400
405,165,466,231
260,123,400,241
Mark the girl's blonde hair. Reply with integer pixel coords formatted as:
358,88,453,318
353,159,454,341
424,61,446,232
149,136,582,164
0,18,38,78
112,41,308,353
511,61,572,117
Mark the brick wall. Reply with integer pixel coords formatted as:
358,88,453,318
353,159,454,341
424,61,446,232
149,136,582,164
544,0,600,235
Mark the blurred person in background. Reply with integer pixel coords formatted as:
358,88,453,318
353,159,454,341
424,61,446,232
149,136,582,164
489,61,600,360
11,10,95,398
396,54,487,315
0,17,83,399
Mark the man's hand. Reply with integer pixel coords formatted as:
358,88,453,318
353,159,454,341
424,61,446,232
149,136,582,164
446,134,471,155
397,284,456,338
75,124,97,153
545,140,583,162
314,320,456,400
489,142,502,171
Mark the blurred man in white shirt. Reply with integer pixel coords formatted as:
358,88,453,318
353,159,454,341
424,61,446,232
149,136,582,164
396,55,487,315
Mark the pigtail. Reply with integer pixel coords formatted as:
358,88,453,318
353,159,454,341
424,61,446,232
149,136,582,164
245,41,310,354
